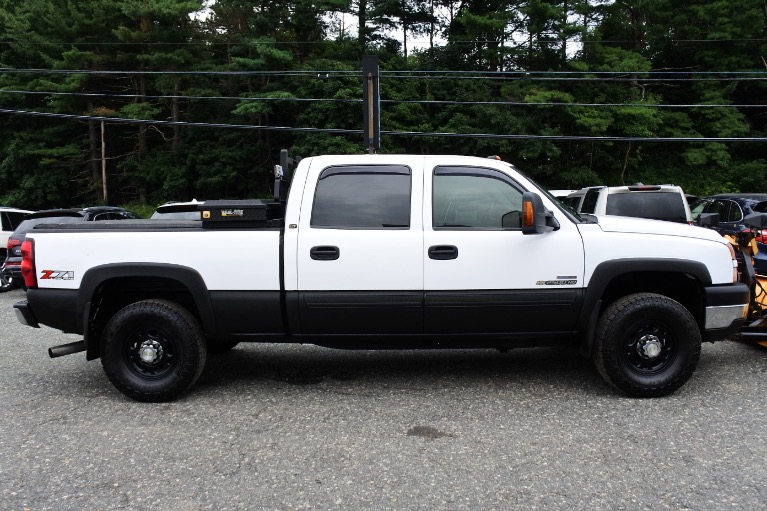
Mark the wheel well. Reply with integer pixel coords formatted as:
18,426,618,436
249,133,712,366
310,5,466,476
599,271,705,325
86,276,200,360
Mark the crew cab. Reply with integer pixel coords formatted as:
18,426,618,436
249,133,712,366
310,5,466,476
13,153,748,402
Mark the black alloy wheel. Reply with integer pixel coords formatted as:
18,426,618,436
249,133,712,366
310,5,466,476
101,299,207,402
593,293,701,397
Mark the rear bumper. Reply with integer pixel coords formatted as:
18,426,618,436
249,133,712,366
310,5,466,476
19,288,81,334
702,283,749,342
14,300,39,328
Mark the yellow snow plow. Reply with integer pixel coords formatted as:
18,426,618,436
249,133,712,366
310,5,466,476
709,214,767,348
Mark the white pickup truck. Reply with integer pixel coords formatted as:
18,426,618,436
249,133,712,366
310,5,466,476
14,153,748,401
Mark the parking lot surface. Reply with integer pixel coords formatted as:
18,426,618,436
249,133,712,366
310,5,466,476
1,288,767,510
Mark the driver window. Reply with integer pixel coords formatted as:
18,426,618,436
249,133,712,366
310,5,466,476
433,168,523,229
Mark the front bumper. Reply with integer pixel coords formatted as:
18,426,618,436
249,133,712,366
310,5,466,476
703,283,749,342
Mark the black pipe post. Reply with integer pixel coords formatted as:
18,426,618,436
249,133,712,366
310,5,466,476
362,55,380,154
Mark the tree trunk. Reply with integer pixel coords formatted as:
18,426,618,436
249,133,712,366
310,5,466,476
403,21,408,58
621,142,633,185
358,0,367,46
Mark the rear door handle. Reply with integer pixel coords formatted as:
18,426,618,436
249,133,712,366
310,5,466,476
310,246,340,260
428,245,458,260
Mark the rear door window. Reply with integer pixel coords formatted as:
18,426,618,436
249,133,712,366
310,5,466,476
311,165,411,229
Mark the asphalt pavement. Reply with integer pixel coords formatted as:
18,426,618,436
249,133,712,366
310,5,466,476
1,288,766,510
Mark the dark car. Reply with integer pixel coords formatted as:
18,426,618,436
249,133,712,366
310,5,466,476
691,194,767,274
2,206,138,289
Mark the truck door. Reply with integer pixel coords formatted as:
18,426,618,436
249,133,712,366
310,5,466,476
294,162,424,336
423,165,585,337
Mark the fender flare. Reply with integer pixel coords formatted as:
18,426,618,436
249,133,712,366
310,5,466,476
578,258,712,358
78,263,216,351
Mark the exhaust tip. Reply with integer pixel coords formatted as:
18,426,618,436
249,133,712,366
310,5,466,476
48,340,86,358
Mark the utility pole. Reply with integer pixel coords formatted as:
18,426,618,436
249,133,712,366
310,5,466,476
362,55,380,154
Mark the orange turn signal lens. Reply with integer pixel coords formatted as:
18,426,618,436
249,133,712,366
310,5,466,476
522,201,534,227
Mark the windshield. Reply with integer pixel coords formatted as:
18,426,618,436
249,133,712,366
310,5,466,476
528,177,585,222
484,161,588,223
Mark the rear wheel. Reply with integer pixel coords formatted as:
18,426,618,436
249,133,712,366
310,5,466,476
593,293,701,397
101,299,207,402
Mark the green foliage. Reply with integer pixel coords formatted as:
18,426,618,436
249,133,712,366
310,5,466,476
120,202,156,218
120,103,163,119
0,0,765,208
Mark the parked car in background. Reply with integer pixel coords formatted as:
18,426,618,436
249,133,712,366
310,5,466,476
150,200,203,220
560,186,601,212
2,206,137,290
691,194,767,275
566,184,693,224
0,206,33,259
548,189,576,199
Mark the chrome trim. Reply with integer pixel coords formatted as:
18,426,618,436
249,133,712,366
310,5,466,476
705,304,748,330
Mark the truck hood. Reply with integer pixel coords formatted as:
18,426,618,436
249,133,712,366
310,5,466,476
592,215,726,244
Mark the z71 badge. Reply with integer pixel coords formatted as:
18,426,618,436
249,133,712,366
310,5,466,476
40,270,75,280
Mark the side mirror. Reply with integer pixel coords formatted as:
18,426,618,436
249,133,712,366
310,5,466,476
501,211,521,229
697,212,720,228
522,192,560,234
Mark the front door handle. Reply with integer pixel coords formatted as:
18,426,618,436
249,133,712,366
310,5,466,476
310,245,340,260
428,245,458,260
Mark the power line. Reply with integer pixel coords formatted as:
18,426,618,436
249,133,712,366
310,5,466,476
2,89,765,109
0,107,363,135
0,68,361,77
2,67,766,79
0,89,356,103
388,71,767,83
385,70,767,76
2,107,766,143
2,37,766,46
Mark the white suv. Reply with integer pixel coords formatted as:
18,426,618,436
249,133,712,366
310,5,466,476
150,200,203,220
0,206,33,258
566,184,693,224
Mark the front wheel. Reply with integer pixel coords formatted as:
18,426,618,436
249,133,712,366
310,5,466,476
101,299,207,402
593,293,701,398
